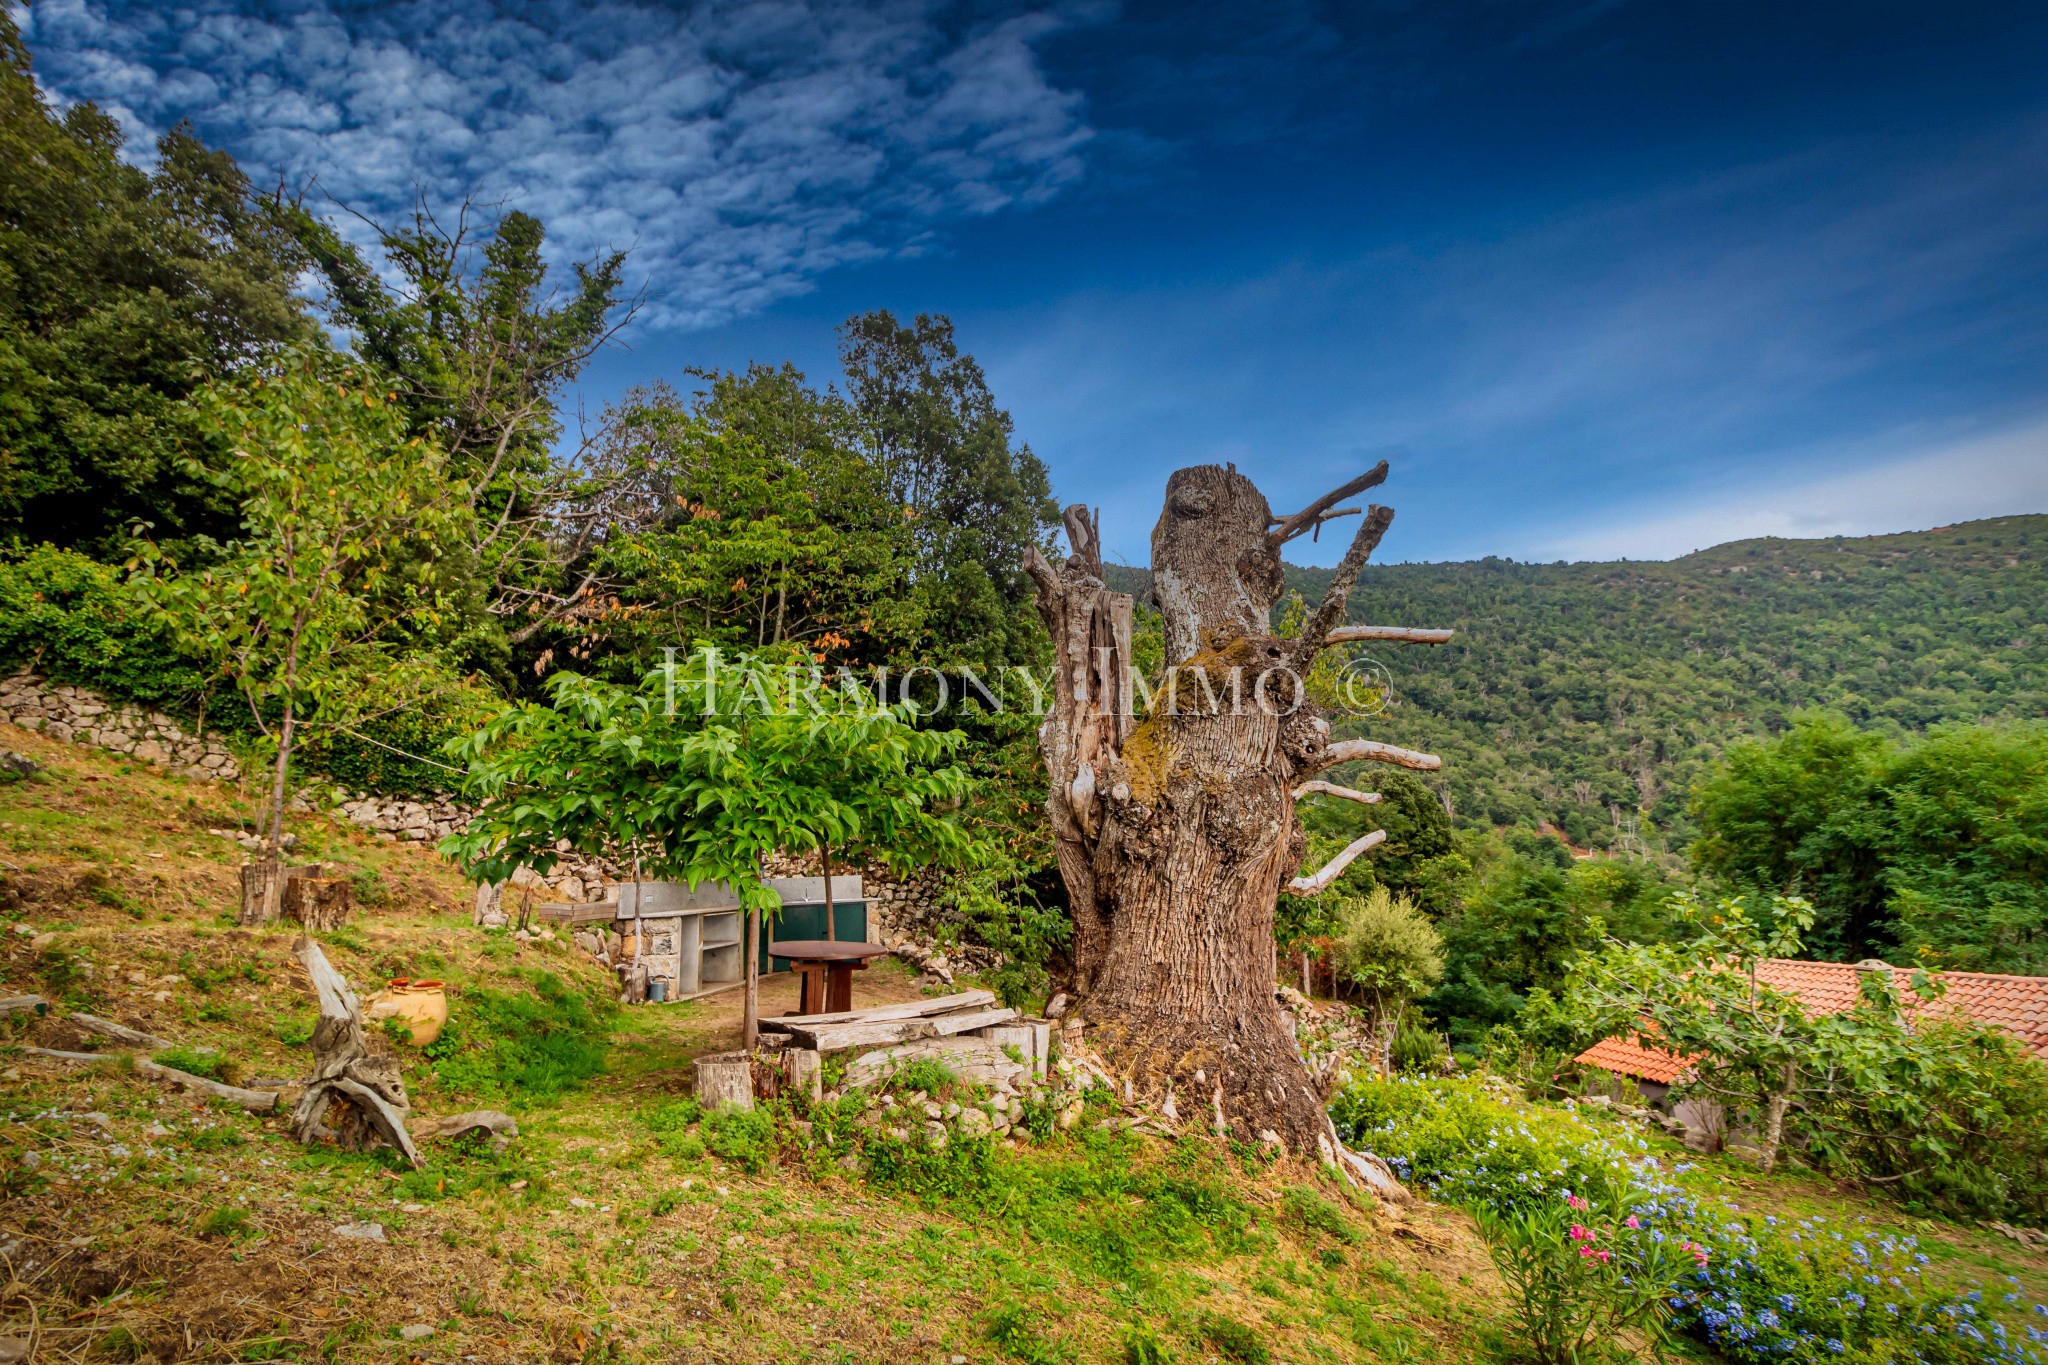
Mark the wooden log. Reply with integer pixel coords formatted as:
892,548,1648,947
843,1035,1028,1089
284,875,353,932
0,995,48,1019
759,989,998,1032
69,1013,173,1049
927,1006,1021,1038
783,1017,939,1052
694,1052,754,1111
410,1110,518,1142
132,1056,279,1112
290,936,420,1167
21,1045,104,1062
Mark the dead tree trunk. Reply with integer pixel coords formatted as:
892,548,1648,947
291,937,421,1168
1026,462,1447,1155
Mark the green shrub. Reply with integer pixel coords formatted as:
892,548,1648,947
198,1206,253,1239
887,1056,959,1096
1329,1073,1637,1210
1280,1185,1359,1244
425,970,614,1101
1197,1312,1268,1365
0,547,218,712
153,1044,227,1080
1121,1323,1173,1364
984,1303,1072,1365
701,1106,776,1173
1390,1010,1449,1075
1470,1175,1682,1365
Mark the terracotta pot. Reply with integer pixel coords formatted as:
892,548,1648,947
366,979,448,1046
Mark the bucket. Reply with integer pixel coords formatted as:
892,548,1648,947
648,978,670,1003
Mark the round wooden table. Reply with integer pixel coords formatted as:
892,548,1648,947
769,940,892,1015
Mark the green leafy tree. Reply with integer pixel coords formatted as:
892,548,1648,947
441,652,977,1044
285,198,629,658
1569,892,1913,1173
0,11,311,552
1688,711,1890,957
1334,885,1445,1073
574,372,918,671
136,350,471,911
1880,722,2048,973
1690,712,2048,971
839,310,1057,670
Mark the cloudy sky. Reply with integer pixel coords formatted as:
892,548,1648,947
16,0,2048,564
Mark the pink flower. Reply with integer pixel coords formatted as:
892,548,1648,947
1569,1224,1593,1241
1624,1216,1640,1229
1565,1195,1588,1210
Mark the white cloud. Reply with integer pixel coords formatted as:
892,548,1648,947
1534,418,2048,561
15,0,1094,329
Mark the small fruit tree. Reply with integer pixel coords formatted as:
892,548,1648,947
441,650,977,1043
138,348,470,922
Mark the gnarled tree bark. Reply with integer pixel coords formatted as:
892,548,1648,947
1028,462,1440,1154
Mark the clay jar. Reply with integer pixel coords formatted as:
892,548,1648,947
366,978,449,1046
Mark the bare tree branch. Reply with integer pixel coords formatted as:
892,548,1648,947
1292,780,1382,805
1287,829,1387,895
1315,738,1443,772
1290,503,1396,672
1326,625,1454,645
1267,461,1388,548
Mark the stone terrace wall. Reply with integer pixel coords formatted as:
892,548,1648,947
0,670,240,781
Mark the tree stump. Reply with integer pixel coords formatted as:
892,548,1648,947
240,862,322,925
694,1052,754,1111
782,1047,823,1103
290,937,421,1167
284,875,353,932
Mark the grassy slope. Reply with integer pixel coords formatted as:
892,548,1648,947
2,724,2042,1363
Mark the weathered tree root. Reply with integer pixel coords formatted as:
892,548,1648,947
291,937,421,1168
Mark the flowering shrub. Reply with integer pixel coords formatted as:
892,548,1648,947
1332,1073,2048,1364
1329,1073,1649,1211
1472,1175,1690,1363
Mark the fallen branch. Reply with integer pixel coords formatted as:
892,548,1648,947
132,1056,279,1112
20,1045,103,1063
0,995,48,1019
1315,738,1442,772
1325,625,1454,645
1287,830,1387,895
1291,780,1381,806
69,1013,174,1050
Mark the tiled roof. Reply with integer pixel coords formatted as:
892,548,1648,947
1574,958,2048,1081
1576,1033,1694,1084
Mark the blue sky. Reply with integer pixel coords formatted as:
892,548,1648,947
17,0,2048,565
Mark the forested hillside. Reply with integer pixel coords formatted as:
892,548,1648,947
1118,514,2047,852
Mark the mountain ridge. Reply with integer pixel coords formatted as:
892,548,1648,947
1101,514,2047,850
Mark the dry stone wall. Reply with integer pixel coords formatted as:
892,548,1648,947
0,670,240,781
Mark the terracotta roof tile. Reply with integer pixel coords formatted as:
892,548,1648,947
1573,959,2048,1081
1577,1033,1694,1085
